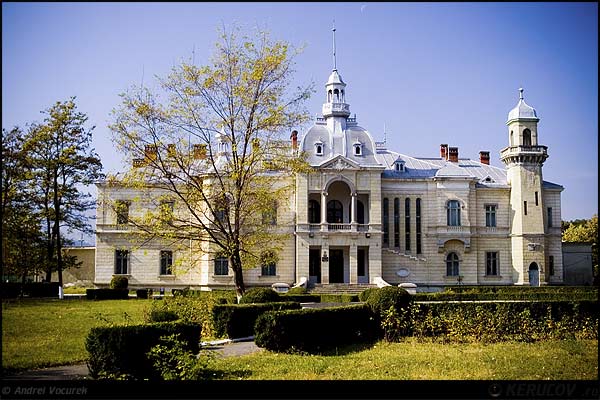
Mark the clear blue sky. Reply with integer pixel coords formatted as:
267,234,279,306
3,2,598,230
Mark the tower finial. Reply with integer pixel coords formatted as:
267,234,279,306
519,87,524,100
332,20,337,71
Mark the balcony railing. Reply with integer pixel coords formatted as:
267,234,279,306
96,223,131,231
500,145,548,157
297,223,374,233
328,224,351,231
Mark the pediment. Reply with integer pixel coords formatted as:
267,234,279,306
319,155,361,171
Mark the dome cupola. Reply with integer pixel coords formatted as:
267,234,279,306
507,88,539,123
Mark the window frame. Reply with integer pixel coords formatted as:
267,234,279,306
308,199,320,224
485,204,497,227
160,250,173,276
447,200,461,226
485,251,499,276
547,207,553,228
115,200,130,225
405,198,411,252
214,256,229,276
382,198,389,246
115,249,129,275
446,252,460,277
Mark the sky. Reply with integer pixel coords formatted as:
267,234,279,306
2,2,598,243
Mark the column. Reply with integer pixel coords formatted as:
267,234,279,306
351,192,357,231
321,191,328,231
349,244,358,284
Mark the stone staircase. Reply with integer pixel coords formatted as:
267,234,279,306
383,247,427,261
309,283,377,295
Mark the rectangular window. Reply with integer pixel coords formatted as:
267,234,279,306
535,192,539,206
393,198,400,248
447,200,461,226
382,198,389,247
416,198,422,254
524,201,528,216
547,207,553,227
549,255,555,276
262,202,278,226
214,257,229,276
261,262,276,276
115,201,130,225
357,248,366,276
486,251,499,276
115,250,129,275
160,250,173,275
485,205,497,227
405,198,411,252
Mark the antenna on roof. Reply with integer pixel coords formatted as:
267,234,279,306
383,123,387,144
332,20,337,71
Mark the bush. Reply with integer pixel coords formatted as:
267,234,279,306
85,321,201,380
286,286,308,295
110,276,129,290
136,289,153,299
254,304,378,354
86,289,129,300
239,287,281,304
358,287,379,302
212,301,301,339
147,334,214,380
1,283,22,298
26,282,60,297
147,309,179,323
366,286,412,318
320,294,359,303
413,287,598,302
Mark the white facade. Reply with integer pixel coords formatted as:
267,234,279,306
94,67,564,290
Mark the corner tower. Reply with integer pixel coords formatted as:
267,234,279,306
500,88,549,286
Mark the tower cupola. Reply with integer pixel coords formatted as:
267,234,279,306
322,23,350,120
507,88,539,123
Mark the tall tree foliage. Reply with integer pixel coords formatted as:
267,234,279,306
23,98,104,287
562,215,598,285
110,27,313,299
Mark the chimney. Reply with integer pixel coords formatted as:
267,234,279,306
193,144,207,159
479,151,490,165
440,144,448,160
448,147,459,163
144,144,157,161
291,130,298,150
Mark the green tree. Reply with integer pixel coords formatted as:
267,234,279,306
24,98,104,293
109,26,313,299
562,215,598,285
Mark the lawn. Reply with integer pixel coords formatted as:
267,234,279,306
1,298,151,372
209,339,598,380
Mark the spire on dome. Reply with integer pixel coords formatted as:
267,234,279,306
332,20,337,71
519,87,524,100
507,87,539,123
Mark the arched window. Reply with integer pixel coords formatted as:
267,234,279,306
315,142,323,156
357,200,365,224
446,252,460,276
354,143,362,156
523,129,532,146
327,200,343,223
447,200,461,226
510,130,514,146
341,89,345,102
308,200,320,223
333,89,340,101
328,90,332,102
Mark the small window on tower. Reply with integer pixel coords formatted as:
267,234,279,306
315,141,324,156
353,142,362,156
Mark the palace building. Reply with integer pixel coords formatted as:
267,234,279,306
94,49,564,291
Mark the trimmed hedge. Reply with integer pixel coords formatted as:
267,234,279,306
358,287,379,302
136,289,153,299
147,309,179,323
0,282,60,298
366,286,411,317
239,287,281,304
319,294,359,303
212,301,301,339
86,289,129,300
408,300,598,342
413,288,598,302
286,286,308,295
255,304,378,354
283,294,321,303
85,321,201,380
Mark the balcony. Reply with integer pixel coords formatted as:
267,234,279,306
297,223,374,233
500,145,548,165
322,102,350,116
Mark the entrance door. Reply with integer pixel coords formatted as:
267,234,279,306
309,249,321,284
329,249,344,283
528,262,539,287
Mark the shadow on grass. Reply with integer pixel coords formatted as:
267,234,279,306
279,340,378,357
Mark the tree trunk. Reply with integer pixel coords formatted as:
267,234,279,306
230,251,245,303
45,216,53,282
52,167,63,298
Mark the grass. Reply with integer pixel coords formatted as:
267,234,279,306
1,298,151,372
208,339,598,380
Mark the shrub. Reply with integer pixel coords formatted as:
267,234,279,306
147,334,214,380
110,276,129,290
358,287,379,302
147,309,179,323
136,289,153,299
283,294,321,303
26,282,60,297
239,287,281,304
366,286,412,318
212,301,301,339
254,304,378,354
286,286,308,295
85,321,201,380
86,289,129,300
320,294,359,303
